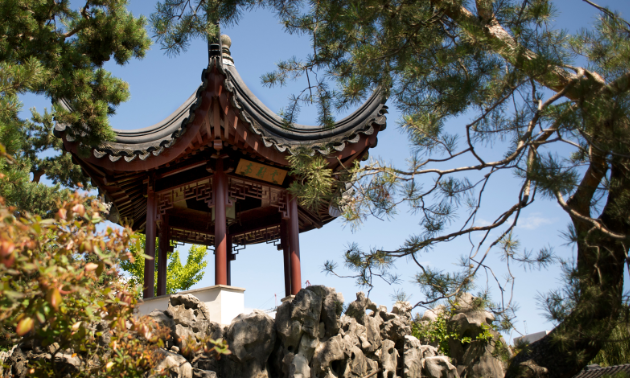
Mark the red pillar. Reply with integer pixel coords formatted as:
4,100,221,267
280,218,291,297
226,234,233,286
214,158,228,286
157,215,169,296
143,188,157,299
287,194,302,295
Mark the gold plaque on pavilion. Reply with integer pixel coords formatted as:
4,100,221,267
235,159,288,185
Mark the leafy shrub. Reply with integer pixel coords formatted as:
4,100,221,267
0,190,176,376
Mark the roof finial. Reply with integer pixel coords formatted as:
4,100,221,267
207,18,221,60
220,34,234,66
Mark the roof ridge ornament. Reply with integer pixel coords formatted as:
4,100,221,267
221,34,234,66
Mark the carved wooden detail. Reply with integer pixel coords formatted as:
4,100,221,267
228,178,288,217
157,179,213,217
232,225,280,245
169,227,214,246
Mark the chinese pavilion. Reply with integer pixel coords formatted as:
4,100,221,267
54,35,387,300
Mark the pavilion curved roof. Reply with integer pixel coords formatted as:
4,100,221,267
55,52,387,164
53,36,389,241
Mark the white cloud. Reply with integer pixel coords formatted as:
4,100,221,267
516,213,554,230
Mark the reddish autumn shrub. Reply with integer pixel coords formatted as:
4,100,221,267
0,191,173,377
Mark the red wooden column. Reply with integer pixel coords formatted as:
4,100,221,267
226,234,233,286
280,218,291,297
157,215,169,296
287,194,302,295
144,187,157,299
214,158,228,285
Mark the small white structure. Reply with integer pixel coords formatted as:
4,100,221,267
136,285,245,326
514,330,551,346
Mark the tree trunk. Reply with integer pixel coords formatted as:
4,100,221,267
31,169,44,183
506,160,629,378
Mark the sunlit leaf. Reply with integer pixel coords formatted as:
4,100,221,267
16,317,34,336
47,288,62,310
85,263,98,272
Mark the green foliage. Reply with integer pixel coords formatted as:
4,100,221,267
0,190,170,376
287,148,336,211
151,0,220,56
120,233,209,295
412,305,496,356
589,306,630,367
0,0,151,215
412,311,466,355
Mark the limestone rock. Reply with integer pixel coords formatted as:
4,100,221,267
403,335,424,378
289,353,311,378
363,314,383,353
150,310,176,345
451,293,478,313
421,305,446,323
379,340,398,378
378,306,397,322
342,346,368,378
291,288,324,338
422,356,459,378
366,357,379,377
175,323,196,350
299,333,320,363
276,287,328,358
380,316,411,342
2,286,470,378
166,294,210,333
458,330,506,378
54,352,82,370
345,292,376,325
223,309,276,378
0,348,11,377
442,293,507,378
150,309,176,330
450,311,494,338
167,295,223,352
312,334,346,377
170,294,212,322
282,352,296,378
192,368,218,378
311,286,343,338
392,301,412,320
340,316,369,350
156,349,193,378
419,345,439,358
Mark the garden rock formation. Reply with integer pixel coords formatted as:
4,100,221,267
1,286,484,378
420,293,510,378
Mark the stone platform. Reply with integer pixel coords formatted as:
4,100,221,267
136,285,245,325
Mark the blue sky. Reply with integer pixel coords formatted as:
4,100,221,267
22,0,630,343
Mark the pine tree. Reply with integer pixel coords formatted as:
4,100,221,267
151,1,630,376
0,0,151,216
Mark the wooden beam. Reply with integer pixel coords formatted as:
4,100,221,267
143,186,157,299
156,160,207,179
214,158,228,286
298,207,323,229
288,194,302,295
281,218,291,297
157,215,169,296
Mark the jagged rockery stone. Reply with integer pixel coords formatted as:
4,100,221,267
2,286,466,378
